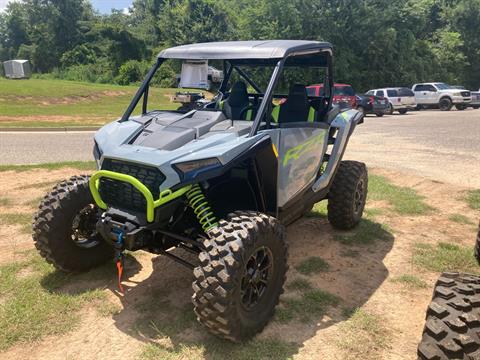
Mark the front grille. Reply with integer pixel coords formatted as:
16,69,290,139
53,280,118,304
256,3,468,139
461,91,471,97
99,159,165,212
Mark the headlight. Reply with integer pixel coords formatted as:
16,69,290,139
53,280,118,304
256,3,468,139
453,92,462,96
93,141,103,168
174,158,221,174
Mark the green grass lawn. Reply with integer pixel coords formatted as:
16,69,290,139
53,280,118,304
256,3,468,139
0,78,180,127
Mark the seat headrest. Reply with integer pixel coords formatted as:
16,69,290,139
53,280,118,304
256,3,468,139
228,81,249,107
285,84,309,110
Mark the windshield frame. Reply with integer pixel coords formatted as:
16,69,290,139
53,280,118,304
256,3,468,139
121,50,333,137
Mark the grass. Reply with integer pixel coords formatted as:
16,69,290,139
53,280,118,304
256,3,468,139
336,309,390,359
307,200,327,217
295,256,330,275
276,289,340,323
391,274,428,289
368,175,433,215
413,242,479,274
16,180,59,190
0,197,11,207
286,278,313,292
140,338,297,360
334,219,393,245
0,161,96,172
0,78,179,127
0,252,107,350
23,196,44,208
0,212,32,233
464,189,480,210
448,213,475,225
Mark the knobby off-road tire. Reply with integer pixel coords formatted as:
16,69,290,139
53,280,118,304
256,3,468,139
475,222,480,265
417,272,480,360
327,161,368,230
192,211,287,342
33,175,113,272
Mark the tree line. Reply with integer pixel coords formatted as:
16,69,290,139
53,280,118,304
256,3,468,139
0,0,479,91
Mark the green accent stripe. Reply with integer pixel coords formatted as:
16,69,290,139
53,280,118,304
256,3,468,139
89,170,192,222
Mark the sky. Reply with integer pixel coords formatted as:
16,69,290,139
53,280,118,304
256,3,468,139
0,0,134,14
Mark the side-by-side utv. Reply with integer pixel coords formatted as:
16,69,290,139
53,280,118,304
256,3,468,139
33,40,367,341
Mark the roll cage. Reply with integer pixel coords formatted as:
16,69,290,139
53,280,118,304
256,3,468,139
121,40,334,137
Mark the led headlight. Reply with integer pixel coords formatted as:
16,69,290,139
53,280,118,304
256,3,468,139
174,158,221,174
93,141,103,168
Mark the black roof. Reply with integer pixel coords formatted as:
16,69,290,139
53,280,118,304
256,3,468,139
158,40,332,60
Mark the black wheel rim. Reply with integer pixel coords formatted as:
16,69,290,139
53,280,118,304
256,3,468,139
240,246,273,311
354,178,366,214
71,204,100,249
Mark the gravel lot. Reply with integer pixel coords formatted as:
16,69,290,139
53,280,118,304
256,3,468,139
1,108,479,186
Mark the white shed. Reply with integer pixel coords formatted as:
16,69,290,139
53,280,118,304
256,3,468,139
3,60,31,79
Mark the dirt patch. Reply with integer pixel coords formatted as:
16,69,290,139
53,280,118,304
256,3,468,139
1,90,130,106
0,167,478,359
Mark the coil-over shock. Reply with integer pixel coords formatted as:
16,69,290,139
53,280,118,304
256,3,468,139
186,184,218,233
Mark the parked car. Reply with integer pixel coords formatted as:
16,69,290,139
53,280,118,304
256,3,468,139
451,85,480,109
366,87,416,115
307,83,357,108
412,82,471,111
355,94,389,117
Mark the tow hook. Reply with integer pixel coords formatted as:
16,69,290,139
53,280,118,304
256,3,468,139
112,226,125,294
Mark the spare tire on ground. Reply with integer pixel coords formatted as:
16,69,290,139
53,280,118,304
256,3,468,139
417,272,480,359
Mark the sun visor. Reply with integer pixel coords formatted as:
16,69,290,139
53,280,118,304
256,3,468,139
179,60,209,89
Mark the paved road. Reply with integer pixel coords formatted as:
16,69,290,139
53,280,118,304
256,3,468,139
1,109,479,187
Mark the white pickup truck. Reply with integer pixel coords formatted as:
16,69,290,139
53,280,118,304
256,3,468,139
412,83,471,111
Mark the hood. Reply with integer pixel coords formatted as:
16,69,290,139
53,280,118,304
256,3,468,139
94,110,265,190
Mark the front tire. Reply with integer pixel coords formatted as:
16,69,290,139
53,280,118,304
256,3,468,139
375,112,384,117
327,161,368,230
192,211,287,342
33,175,113,272
398,109,408,115
439,98,453,111
387,103,394,115
417,272,480,359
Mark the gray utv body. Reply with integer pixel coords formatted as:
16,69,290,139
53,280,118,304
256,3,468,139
33,40,366,343
91,40,363,234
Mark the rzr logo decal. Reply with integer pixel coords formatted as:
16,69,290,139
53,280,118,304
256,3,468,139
282,131,326,167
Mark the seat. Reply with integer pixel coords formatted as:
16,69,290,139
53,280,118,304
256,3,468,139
220,81,253,120
272,84,316,123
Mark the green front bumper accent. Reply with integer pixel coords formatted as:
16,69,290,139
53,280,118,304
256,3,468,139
89,170,192,222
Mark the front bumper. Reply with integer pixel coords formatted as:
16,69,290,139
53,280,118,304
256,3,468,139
89,170,192,222
451,96,471,104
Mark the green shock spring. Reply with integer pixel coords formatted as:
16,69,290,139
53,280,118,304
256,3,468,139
186,184,218,232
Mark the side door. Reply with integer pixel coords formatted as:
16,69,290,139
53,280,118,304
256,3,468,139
424,85,438,104
275,125,329,207
413,85,427,104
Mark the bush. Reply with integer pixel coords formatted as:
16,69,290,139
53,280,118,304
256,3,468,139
114,60,149,85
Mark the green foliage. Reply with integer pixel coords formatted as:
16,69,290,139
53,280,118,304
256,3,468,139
391,274,428,289
1,0,479,89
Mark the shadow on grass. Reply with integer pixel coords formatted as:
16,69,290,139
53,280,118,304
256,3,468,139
36,214,394,359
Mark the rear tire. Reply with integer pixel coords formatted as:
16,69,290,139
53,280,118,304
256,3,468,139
455,104,466,111
439,98,453,111
473,106,480,109
399,109,408,115
387,103,394,115
33,175,113,272
417,272,480,360
192,211,287,342
375,112,384,117
327,161,368,230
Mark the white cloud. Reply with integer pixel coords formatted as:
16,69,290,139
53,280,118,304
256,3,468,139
0,0,16,11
